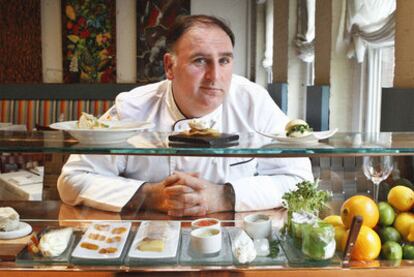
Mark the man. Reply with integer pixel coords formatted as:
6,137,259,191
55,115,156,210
58,15,313,216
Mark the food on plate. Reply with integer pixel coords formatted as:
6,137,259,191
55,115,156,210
106,236,122,243
137,237,165,252
282,180,331,238
253,238,270,256
183,119,219,137
80,242,99,250
136,221,174,252
191,218,220,229
232,229,256,264
37,227,73,257
28,228,73,257
301,222,335,260
98,247,118,254
285,119,313,138
77,112,108,129
111,226,127,235
88,233,106,241
0,207,19,232
94,224,111,231
197,228,220,238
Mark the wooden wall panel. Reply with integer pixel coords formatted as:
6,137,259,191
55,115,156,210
273,0,289,83
0,0,41,83
394,0,414,88
314,0,332,85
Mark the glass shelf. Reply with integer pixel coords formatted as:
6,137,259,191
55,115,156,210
1,130,414,156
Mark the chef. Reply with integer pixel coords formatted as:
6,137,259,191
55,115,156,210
57,15,313,216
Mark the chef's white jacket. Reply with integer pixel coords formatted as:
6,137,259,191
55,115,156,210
57,75,313,212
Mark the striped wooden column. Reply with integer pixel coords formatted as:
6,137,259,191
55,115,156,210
270,0,289,113
394,0,414,88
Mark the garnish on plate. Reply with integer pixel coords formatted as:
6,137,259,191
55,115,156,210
285,119,313,137
77,112,109,129
183,119,219,137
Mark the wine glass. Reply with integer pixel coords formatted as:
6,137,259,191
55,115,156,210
362,156,394,202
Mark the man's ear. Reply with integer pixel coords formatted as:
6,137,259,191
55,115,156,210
164,53,174,80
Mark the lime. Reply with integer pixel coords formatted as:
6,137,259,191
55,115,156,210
403,244,414,259
378,202,395,226
381,241,403,260
380,226,402,243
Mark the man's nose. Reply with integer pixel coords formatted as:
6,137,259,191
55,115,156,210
205,62,220,82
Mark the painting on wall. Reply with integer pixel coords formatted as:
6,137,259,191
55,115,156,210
0,0,42,83
137,0,190,84
62,0,116,83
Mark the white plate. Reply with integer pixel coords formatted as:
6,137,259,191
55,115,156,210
49,120,154,144
128,221,181,259
0,222,32,240
71,222,131,259
257,129,338,145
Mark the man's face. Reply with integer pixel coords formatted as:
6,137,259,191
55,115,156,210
164,25,234,118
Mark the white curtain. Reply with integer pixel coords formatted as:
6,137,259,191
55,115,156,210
338,0,396,63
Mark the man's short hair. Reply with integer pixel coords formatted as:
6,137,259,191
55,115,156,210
165,15,235,52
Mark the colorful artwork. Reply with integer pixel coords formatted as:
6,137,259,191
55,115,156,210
137,0,190,84
63,0,116,83
0,0,41,83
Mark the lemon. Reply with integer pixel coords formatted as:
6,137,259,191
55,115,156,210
407,224,414,242
388,185,414,212
394,212,414,240
323,215,343,227
334,225,347,251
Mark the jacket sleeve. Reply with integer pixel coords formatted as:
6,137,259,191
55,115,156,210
227,80,314,212
230,157,314,212
57,154,144,212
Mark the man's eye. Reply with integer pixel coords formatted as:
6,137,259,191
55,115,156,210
193,58,207,65
219,57,232,65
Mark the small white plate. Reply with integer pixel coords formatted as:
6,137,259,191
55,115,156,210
50,120,154,144
128,221,181,259
0,222,32,240
71,222,131,259
257,129,338,145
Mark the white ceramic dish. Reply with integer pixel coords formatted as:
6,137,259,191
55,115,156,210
190,227,222,254
243,214,272,240
0,221,32,240
49,120,154,144
71,222,131,259
128,221,181,259
257,129,338,145
191,218,221,230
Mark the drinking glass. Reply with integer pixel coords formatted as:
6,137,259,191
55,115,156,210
362,156,393,202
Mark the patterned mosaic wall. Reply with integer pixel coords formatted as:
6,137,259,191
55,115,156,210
0,0,42,83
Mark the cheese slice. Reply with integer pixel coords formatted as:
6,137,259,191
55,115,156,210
137,238,165,252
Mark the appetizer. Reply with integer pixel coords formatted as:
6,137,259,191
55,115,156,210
0,207,19,232
232,229,256,264
71,222,131,259
77,112,108,129
285,119,313,138
137,221,175,253
183,119,219,137
28,228,74,257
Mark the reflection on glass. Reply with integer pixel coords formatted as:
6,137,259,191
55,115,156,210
362,156,393,201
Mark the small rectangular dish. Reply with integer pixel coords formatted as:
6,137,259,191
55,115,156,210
71,222,131,264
